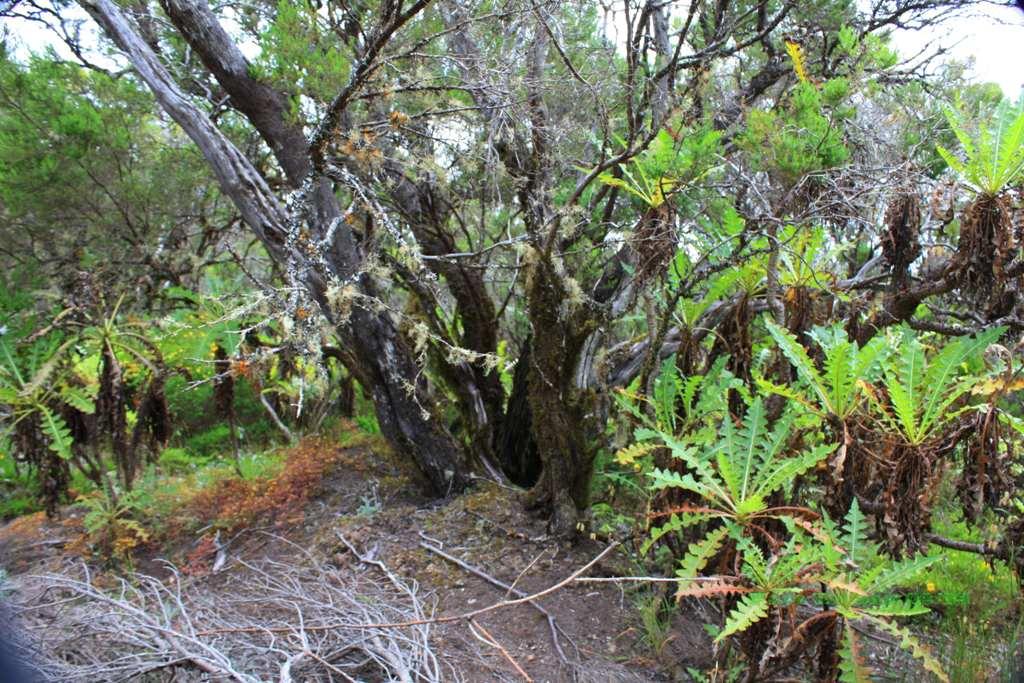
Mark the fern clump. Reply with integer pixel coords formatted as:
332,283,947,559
937,97,1024,312
629,338,955,680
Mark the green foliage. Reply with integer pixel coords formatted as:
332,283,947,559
739,81,852,183
760,320,889,419
867,326,1002,444
648,398,832,524
0,332,87,462
0,51,219,294
253,0,351,105
593,125,721,208
936,96,1024,195
158,446,211,473
78,487,151,562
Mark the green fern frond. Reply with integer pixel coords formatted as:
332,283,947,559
841,498,871,566
60,385,96,414
715,591,769,642
753,443,832,501
643,511,708,554
870,618,949,682
39,406,73,460
859,597,930,618
866,554,938,595
838,629,872,683
938,97,1024,195
766,320,830,410
677,525,730,592
918,327,1004,438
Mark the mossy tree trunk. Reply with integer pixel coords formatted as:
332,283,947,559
522,253,601,534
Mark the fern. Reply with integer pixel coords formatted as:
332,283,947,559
765,320,890,419
643,509,706,554
873,326,1002,444
614,442,658,469
838,629,872,683
716,592,769,642
937,96,1024,196
870,618,949,682
39,406,73,460
676,526,729,592
841,498,870,566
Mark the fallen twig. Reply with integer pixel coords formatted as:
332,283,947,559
418,535,574,663
468,618,534,682
194,541,620,642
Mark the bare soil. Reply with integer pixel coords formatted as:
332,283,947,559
0,438,714,682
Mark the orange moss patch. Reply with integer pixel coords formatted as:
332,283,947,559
0,511,48,545
186,437,360,532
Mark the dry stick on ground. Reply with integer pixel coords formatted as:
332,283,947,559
468,618,535,682
505,546,550,598
417,535,574,664
15,549,448,682
195,540,621,639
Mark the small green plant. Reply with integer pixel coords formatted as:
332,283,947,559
815,500,946,680
79,487,151,563
635,590,675,659
644,397,832,555
937,96,1024,196
759,320,890,421
866,325,1002,446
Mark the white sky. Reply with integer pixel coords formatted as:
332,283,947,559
891,3,1024,99
4,2,1024,98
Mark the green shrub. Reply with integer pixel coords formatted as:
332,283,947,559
183,424,234,458
158,447,210,473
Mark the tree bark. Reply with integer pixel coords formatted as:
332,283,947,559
522,254,601,534
163,0,502,475
78,0,469,495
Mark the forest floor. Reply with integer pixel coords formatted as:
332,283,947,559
1,428,1019,681
0,430,714,682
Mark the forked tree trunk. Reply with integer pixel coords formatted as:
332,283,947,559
161,0,492,485
522,255,601,534
79,0,469,495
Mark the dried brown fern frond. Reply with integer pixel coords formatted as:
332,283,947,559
880,190,922,289
632,203,676,283
950,193,1017,316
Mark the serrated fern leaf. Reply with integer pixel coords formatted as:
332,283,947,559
715,592,769,642
859,596,930,618
61,385,96,414
870,618,949,682
753,372,817,412
39,407,73,459
753,444,832,500
614,442,658,468
766,321,830,410
676,581,754,600
838,629,872,683
643,511,708,555
918,327,1004,439
736,398,768,501
842,498,872,566
866,555,938,595
677,526,729,591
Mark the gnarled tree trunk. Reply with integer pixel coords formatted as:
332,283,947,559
79,0,470,495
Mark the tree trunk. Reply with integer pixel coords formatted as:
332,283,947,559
522,254,600,534
78,0,469,495
159,0,493,483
